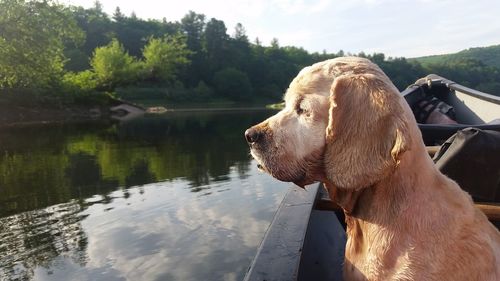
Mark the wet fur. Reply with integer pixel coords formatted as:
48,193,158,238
247,57,500,280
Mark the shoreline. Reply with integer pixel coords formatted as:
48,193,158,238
0,105,277,128
149,106,275,113
0,104,108,129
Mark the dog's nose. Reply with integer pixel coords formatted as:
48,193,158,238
245,128,262,144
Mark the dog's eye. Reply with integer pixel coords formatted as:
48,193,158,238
295,105,311,117
295,101,306,115
296,106,304,115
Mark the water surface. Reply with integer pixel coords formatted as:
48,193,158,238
0,110,292,281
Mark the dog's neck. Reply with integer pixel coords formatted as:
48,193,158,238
323,144,435,223
324,171,404,221
323,148,435,279
326,183,369,216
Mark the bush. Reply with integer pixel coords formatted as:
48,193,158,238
258,84,282,99
193,81,213,99
115,86,168,101
163,81,207,102
60,71,115,105
142,35,191,83
213,68,252,100
90,39,141,90
63,70,98,92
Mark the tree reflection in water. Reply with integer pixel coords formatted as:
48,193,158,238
0,110,282,281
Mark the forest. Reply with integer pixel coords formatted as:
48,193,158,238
1,0,500,108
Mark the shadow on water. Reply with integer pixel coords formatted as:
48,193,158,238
0,109,284,281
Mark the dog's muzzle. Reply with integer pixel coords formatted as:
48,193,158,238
245,127,263,145
245,126,268,171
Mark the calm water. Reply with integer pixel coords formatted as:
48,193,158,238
0,110,292,281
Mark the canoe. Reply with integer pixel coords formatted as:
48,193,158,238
404,74,500,145
244,75,500,281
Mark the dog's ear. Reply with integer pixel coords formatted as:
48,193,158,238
324,73,410,189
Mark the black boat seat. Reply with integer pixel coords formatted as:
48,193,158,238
432,128,500,204
419,123,500,145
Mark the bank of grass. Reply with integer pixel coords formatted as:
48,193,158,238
115,85,281,110
0,88,124,126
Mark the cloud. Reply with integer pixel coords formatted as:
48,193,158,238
29,161,291,280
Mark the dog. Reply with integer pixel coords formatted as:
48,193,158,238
245,57,500,281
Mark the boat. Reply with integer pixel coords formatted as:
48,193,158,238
244,75,500,281
404,74,500,145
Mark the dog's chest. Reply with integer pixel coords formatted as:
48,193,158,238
344,220,416,281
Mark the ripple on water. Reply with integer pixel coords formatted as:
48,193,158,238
0,200,89,280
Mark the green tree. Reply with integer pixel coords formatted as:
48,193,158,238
225,23,250,72
62,70,98,92
90,39,139,89
270,38,280,48
113,15,173,57
233,23,248,42
180,11,207,86
69,3,113,59
181,11,205,52
203,18,228,73
0,0,83,90
204,19,228,57
112,6,125,22
142,35,191,83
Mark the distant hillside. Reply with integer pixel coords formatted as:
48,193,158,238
412,44,500,68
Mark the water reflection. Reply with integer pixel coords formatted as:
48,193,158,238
0,110,291,281
0,201,88,280
0,111,270,217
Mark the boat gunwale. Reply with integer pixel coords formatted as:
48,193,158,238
402,74,500,105
243,184,320,281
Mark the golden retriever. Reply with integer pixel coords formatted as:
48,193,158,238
245,57,500,281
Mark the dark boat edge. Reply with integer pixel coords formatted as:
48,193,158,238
243,184,319,281
244,184,346,281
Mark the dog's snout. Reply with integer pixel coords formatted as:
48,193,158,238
245,128,262,144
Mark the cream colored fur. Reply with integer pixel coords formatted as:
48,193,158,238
247,57,500,281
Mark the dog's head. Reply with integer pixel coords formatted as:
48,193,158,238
245,57,412,190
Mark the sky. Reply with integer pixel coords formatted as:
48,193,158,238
63,0,500,58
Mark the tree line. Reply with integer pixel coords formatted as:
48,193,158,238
1,0,499,107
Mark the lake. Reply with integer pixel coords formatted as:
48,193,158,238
0,110,292,281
